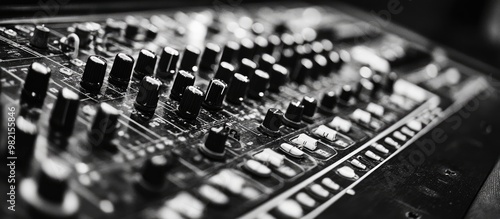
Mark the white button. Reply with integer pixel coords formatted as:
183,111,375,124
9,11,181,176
208,170,245,194
241,187,261,200
244,160,271,177
352,109,372,124
407,120,422,131
309,184,330,199
254,149,284,167
276,165,298,178
365,150,381,161
321,178,340,190
393,131,407,142
366,102,384,117
350,159,366,170
255,213,276,219
328,117,352,133
166,192,205,219
314,125,338,141
280,143,304,158
276,199,303,219
346,189,356,195
198,185,229,206
400,126,415,137
371,143,389,154
296,192,316,208
337,166,357,179
384,137,400,148
291,134,318,150
157,207,184,219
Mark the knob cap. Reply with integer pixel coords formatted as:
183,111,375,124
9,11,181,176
278,48,298,71
199,43,220,71
220,41,239,63
203,79,227,110
200,126,228,160
88,103,120,150
238,58,257,77
135,76,162,114
124,19,139,40
156,47,179,79
247,70,270,100
238,38,255,62
108,53,134,87
80,55,107,93
30,25,50,48
301,96,317,122
292,58,313,84
133,49,157,80
49,88,80,137
371,74,383,97
145,25,158,40
339,85,353,105
327,51,343,73
139,154,175,190
259,108,283,136
258,54,276,73
21,62,51,108
177,86,204,120
385,72,398,93
225,73,249,105
354,78,374,101
16,116,38,173
311,55,328,79
179,45,200,72
214,62,235,85
319,91,337,114
268,64,288,93
170,70,195,101
283,101,304,128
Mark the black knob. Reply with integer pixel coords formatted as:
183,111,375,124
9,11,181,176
238,58,257,77
339,85,353,105
15,116,38,173
145,25,158,40
179,45,200,72
139,154,175,189
385,72,398,93
225,73,249,105
354,78,374,100
311,54,328,80
30,25,50,49
214,62,235,85
268,64,288,93
301,96,317,122
199,43,220,71
108,53,134,87
247,70,270,100
259,108,283,136
291,58,313,84
80,55,107,93
220,41,239,63
258,54,276,73
156,47,179,79
203,79,227,111
170,70,195,101
74,23,92,47
88,103,120,150
124,19,139,40
280,33,295,49
35,160,71,204
177,86,204,120
266,35,281,55
49,88,80,137
254,36,269,56
21,62,51,108
200,126,228,160
135,76,162,114
327,51,343,73
283,101,304,128
319,91,337,114
278,48,298,72
133,49,157,80
238,38,255,62
371,74,383,97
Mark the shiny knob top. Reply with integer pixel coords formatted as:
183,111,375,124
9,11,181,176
81,55,107,93
301,96,317,120
220,41,240,63
199,43,220,71
268,64,288,93
203,79,227,111
283,101,304,128
225,73,249,105
30,25,50,49
88,103,120,149
238,58,257,77
49,88,80,137
156,47,179,79
214,62,235,85
135,76,162,113
21,62,51,108
179,45,200,72
319,91,337,114
259,108,283,135
247,70,270,100
258,54,276,73
177,86,204,120
170,70,195,101
108,53,134,87
133,49,157,80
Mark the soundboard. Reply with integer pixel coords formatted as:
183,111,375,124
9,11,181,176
1,2,500,219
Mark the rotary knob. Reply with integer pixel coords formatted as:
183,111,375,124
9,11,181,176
258,108,283,136
258,54,276,73
319,91,337,115
156,47,179,79
292,58,313,84
199,43,220,71
238,38,255,62
134,76,162,115
301,96,317,122
30,25,50,49
214,62,235,85
133,49,157,80
354,78,374,101
49,88,80,137
138,153,175,191
268,64,288,93
385,72,398,93
88,103,120,151
311,55,328,79
177,86,204,120
16,116,38,173
238,58,257,77
170,70,195,101
282,101,304,128
203,79,227,111
21,62,51,108
199,126,228,160
179,45,200,72
247,70,270,100
338,85,353,105
220,41,240,63
108,53,134,88
80,55,107,93
225,73,249,105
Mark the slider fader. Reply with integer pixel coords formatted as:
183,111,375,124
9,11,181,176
1,2,500,219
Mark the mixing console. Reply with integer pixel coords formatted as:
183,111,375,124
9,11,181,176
1,2,500,219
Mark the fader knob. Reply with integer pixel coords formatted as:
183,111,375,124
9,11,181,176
214,62,235,85
170,70,195,101
30,25,50,49
80,55,107,93
138,153,175,190
49,88,80,137
88,103,120,150
179,45,200,72
203,79,227,111
220,41,240,63
283,101,304,128
301,96,317,122
135,76,162,114
21,62,51,108
268,64,288,93
247,70,270,100
199,43,220,71
225,73,249,105
156,47,180,79
319,91,337,115
108,53,134,88
177,86,204,120
259,108,283,136
200,126,228,160
133,49,157,80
